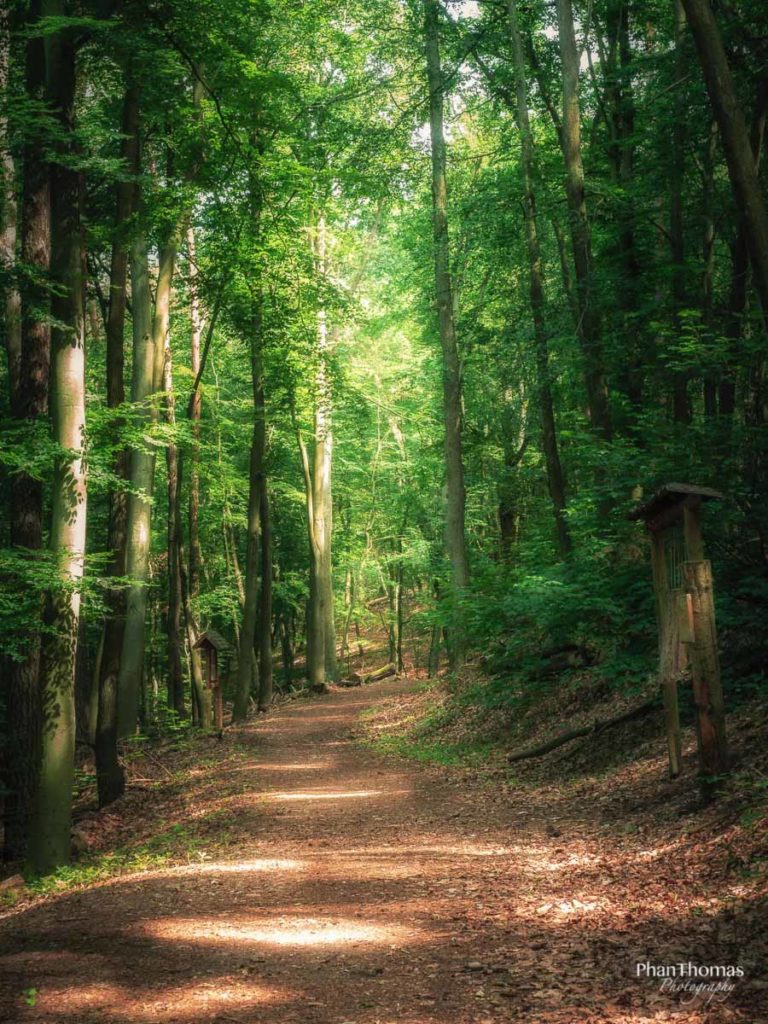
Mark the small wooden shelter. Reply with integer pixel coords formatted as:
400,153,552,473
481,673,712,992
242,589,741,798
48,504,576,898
193,629,230,731
629,483,728,795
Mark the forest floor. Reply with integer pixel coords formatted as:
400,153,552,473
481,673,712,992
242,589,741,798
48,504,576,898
1,674,767,1024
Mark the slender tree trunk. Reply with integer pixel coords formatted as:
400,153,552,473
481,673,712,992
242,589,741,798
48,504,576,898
233,293,266,721
701,119,718,417
681,0,768,321
313,213,338,683
669,0,692,423
118,138,191,734
298,423,326,692
423,0,470,665
721,81,768,417
0,3,20,399
551,214,578,322
178,514,209,727
187,226,203,599
95,83,139,808
29,4,88,873
555,0,612,439
117,228,156,736
281,610,294,690
164,336,185,716
2,0,49,864
508,0,571,556
605,1,643,417
257,478,273,710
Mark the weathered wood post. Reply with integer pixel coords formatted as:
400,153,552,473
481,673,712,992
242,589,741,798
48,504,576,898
682,501,728,799
193,630,230,733
649,530,682,777
629,484,725,786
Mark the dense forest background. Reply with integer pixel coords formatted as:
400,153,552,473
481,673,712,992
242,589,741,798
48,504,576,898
1,0,767,876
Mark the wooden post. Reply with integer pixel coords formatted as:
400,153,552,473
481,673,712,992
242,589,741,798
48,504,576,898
211,649,223,732
683,501,705,560
651,532,682,777
683,559,728,798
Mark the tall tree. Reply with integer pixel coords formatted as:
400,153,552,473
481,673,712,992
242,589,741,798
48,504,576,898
2,0,50,864
680,0,768,320
507,0,571,556
423,0,470,663
95,82,139,808
28,0,88,873
555,0,612,439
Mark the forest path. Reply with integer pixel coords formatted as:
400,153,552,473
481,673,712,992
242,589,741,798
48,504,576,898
0,678,747,1024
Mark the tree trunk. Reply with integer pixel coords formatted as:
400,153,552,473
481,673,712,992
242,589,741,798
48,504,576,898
95,82,139,808
314,213,338,684
117,229,156,736
555,0,612,439
0,2,20,399
605,2,643,417
423,0,470,665
29,3,88,873
507,0,571,556
681,0,768,322
257,478,274,710
721,80,768,417
669,0,691,423
1,0,49,864
187,226,203,599
233,294,266,721
298,424,326,692
164,335,185,716
701,119,718,417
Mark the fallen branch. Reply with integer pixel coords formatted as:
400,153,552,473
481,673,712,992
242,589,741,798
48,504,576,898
339,662,398,687
507,698,659,763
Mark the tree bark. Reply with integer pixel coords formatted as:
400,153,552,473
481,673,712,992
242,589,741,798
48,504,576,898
164,334,185,716
681,0,768,322
29,2,88,873
721,80,768,417
0,2,20,398
423,0,470,665
297,421,326,692
507,0,571,556
669,0,692,423
257,476,274,710
116,228,156,736
187,226,203,599
555,0,612,439
95,82,139,808
2,0,49,864
314,214,337,684
233,290,266,721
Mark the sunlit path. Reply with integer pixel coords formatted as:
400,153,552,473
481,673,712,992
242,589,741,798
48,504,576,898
0,679,758,1023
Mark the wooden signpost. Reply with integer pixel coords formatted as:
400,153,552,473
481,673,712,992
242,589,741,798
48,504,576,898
630,483,728,797
193,629,230,733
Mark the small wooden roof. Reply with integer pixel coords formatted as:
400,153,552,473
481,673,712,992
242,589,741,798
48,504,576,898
193,628,231,652
629,482,724,531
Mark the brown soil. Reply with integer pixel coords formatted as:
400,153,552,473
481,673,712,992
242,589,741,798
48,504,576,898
0,678,766,1024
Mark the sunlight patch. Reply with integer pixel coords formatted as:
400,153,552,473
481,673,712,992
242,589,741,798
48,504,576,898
263,789,410,802
161,858,304,877
145,915,422,948
29,979,290,1020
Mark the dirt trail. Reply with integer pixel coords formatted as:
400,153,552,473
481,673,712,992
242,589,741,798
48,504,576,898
0,680,760,1023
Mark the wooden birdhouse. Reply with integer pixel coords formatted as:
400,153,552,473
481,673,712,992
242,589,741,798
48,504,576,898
629,483,728,797
193,629,230,732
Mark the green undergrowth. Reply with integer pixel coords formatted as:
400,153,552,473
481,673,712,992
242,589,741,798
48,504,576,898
13,817,226,903
368,730,498,767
